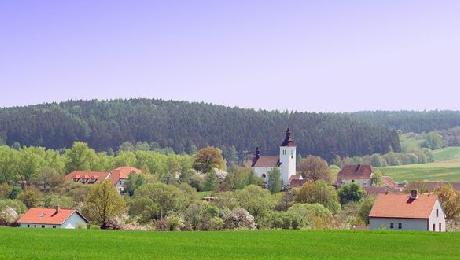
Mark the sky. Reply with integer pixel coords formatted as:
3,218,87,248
1,0,460,112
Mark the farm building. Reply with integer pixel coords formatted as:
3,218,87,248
369,191,446,232
336,164,373,188
250,128,297,187
65,166,142,193
17,207,88,229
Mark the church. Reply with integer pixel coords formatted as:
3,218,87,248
250,128,297,186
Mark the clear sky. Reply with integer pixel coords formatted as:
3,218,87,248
1,0,459,111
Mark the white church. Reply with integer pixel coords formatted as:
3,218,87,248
250,128,297,186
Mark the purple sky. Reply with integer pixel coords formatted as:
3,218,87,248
1,1,460,111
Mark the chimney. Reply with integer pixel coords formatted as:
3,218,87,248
255,147,261,160
410,190,418,200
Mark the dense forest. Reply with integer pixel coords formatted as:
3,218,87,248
351,111,460,133
0,99,401,161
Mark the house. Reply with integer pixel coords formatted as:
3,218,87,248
336,164,373,188
16,207,88,229
369,190,446,232
250,128,297,187
64,166,142,193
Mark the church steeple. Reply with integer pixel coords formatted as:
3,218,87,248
281,128,295,147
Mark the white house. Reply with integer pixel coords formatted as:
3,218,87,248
251,128,296,186
16,207,88,229
336,164,374,188
369,190,446,232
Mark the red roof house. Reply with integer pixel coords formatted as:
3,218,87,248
17,207,88,229
336,164,373,187
368,191,446,231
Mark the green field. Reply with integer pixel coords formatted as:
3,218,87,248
376,147,460,182
0,228,459,259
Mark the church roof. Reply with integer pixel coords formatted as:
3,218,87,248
281,128,296,147
252,156,280,167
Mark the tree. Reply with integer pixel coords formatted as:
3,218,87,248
235,185,275,225
423,132,444,150
338,183,365,205
128,182,189,222
64,142,98,173
193,146,225,173
298,156,332,183
204,171,219,192
295,181,341,214
435,184,460,220
358,198,374,224
267,168,282,193
370,171,383,186
18,187,43,208
125,174,148,196
31,167,64,192
287,203,334,230
83,180,126,229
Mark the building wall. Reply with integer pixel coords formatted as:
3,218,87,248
339,178,371,188
279,146,296,186
20,224,60,228
428,200,446,232
369,218,428,231
62,213,87,229
253,166,276,181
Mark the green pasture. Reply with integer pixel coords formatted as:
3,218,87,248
0,228,459,259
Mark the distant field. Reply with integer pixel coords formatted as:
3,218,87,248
433,147,460,161
378,158,460,182
0,228,459,259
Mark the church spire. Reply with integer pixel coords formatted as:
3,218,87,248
281,128,295,146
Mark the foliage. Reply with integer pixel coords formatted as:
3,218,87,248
435,184,460,220
235,185,276,225
204,172,219,192
298,156,331,183
0,99,401,161
286,203,334,230
129,182,189,222
358,198,374,225
267,168,282,193
370,171,383,186
294,181,340,214
193,146,225,173
338,183,365,205
83,180,126,229
422,132,445,150
221,167,262,190
183,201,222,231
222,208,256,230
18,187,43,208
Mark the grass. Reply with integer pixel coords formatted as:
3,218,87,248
1,228,460,259
377,158,460,182
433,147,460,161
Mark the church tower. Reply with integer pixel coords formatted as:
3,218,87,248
279,128,296,186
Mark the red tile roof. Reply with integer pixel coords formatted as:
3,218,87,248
382,176,397,189
16,208,87,225
252,156,280,167
369,193,438,219
111,167,142,179
337,165,373,181
64,171,109,183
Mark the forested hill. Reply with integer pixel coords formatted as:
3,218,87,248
0,99,399,160
351,111,460,133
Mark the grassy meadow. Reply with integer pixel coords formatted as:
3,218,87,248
377,147,460,182
1,228,460,259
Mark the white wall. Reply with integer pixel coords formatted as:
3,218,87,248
253,167,275,181
279,146,296,185
369,218,428,231
62,213,87,229
428,200,446,232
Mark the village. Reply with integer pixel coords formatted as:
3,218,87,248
8,128,451,232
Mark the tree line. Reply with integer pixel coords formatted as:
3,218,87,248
0,99,401,162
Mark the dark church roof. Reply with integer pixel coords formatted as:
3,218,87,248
281,128,296,147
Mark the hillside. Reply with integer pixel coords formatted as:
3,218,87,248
0,99,400,161
0,228,458,259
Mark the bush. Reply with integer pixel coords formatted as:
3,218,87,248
338,183,365,205
223,208,256,230
286,203,334,230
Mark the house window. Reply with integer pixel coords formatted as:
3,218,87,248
27,225,30,227
390,223,394,229
398,223,402,229
352,180,355,183
433,224,436,231
53,226,57,228
42,225,45,228
436,209,439,217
